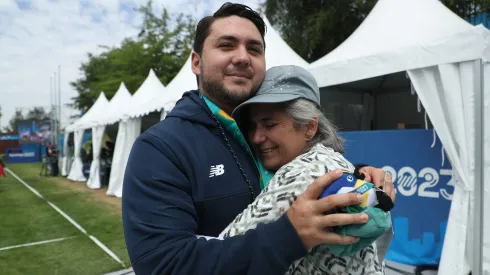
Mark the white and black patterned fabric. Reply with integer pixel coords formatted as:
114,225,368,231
220,143,385,275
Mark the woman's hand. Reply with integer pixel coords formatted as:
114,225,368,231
359,166,396,203
287,169,369,251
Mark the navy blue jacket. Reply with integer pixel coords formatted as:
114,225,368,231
122,90,307,275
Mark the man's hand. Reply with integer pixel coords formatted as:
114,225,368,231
359,166,396,203
287,169,369,251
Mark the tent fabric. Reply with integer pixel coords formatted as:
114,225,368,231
162,16,309,111
67,129,86,182
162,55,196,110
262,16,309,69
407,61,487,274
160,109,168,121
484,63,490,272
61,131,70,176
409,63,473,191
64,92,109,180
96,82,133,126
308,0,489,88
125,69,167,120
305,0,490,272
106,117,142,198
86,125,105,189
66,92,109,132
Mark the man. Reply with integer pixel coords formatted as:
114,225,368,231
122,3,395,275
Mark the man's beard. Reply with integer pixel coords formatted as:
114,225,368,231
202,77,253,108
200,65,257,109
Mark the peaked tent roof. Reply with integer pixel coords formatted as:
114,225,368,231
162,54,195,108
263,17,309,69
163,16,309,109
308,0,490,88
95,82,132,126
66,92,109,132
107,69,167,120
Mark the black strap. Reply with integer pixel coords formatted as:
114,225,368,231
210,114,257,202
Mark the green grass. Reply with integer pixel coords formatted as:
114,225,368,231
0,163,130,275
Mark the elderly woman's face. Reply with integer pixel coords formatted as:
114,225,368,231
247,103,312,171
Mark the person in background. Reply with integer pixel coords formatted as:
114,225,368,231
0,158,7,178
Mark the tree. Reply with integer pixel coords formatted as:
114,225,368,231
26,107,48,120
261,0,490,63
70,0,196,112
260,0,377,63
442,0,490,19
0,106,5,133
8,109,24,133
137,1,195,83
70,40,149,111
5,107,56,133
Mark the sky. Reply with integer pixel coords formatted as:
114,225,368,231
0,0,261,130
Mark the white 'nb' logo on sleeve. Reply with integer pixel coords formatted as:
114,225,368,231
209,164,225,177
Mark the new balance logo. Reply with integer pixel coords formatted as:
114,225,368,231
209,164,225,177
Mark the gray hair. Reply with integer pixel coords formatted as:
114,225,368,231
284,99,345,154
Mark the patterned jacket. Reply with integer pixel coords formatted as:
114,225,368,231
220,143,384,275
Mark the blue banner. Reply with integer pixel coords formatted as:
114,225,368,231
6,144,41,163
0,135,19,140
340,129,453,266
17,119,51,144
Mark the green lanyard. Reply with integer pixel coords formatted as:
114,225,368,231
200,94,273,189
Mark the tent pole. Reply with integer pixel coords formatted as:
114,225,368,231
473,59,484,275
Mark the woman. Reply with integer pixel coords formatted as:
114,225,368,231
219,65,392,275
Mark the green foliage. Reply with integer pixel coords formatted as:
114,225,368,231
442,0,490,19
5,107,56,133
8,109,24,133
261,0,377,63
261,0,490,63
70,0,196,112
25,107,49,120
0,106,6,133
70,0,490,113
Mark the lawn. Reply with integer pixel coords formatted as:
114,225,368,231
0,163,130,275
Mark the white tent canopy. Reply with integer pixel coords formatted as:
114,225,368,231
104,77,154,197
123,69,167,120
106,117,141,197
61,129,71,177
162,16,309,111
161,55,196,110
65,92,109,132
263,17,309,69
308,0,489,88
95,82,133,126
66,129,87,182
307,0,490,274
65,92,109,182
86,124,105,189
84,82,132,189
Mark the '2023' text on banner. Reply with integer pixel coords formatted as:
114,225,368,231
341,129,453,266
